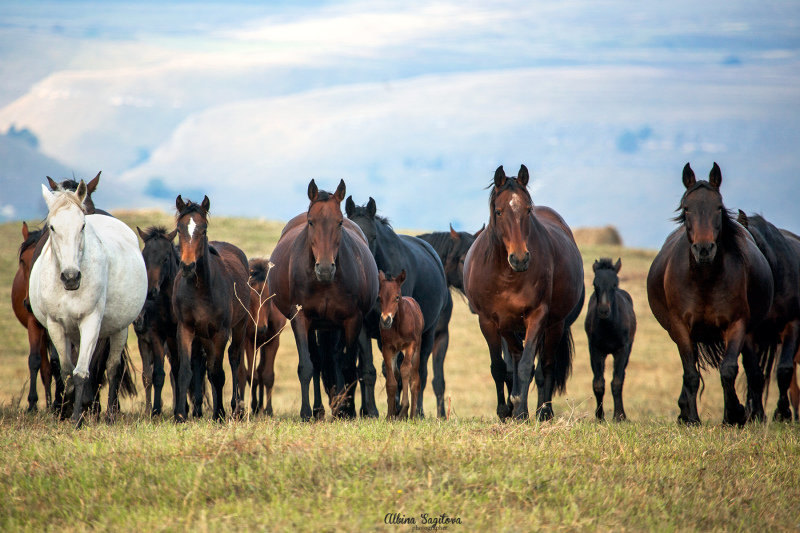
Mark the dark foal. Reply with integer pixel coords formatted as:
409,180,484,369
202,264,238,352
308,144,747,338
134,226,181,416
585,258,636,421
172,195,250,422
239,258,285,416
378,270,424,419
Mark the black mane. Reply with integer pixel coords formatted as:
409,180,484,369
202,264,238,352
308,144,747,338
18,227,44,259
350,203,392,227
594,258,617,271
249,258,270,283
139,225,172,242
416,231,455,259
177,200,209,218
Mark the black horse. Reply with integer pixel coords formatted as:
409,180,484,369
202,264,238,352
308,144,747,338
585,258,636,421
736,211,800,421
346,196,449,417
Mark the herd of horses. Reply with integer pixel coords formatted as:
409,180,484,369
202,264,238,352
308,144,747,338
9,163,800,428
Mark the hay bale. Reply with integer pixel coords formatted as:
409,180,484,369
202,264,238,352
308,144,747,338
572,225,623,246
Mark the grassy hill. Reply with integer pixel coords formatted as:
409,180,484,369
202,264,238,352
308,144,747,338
0,212,797,531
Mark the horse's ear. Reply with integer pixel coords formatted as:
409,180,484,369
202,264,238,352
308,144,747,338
494,166,507,188
592,260,599,273
22,221,29,239
307,179,319,202
136,226,147,241
682,163,696,189
41,184,55,210
176,195,186,213
518,164,530,187
201,195,210,213
334,179,346,203
75,180,88,203
737,209,749,228
449,223,460,241
46,176,59,191
378,270,386,282
709,162,722,189
474,224,486,238
345,195,355,217
614,258,622,273
367,197,377,218
87,171,101,194
166,227,178,241
397,269,407,285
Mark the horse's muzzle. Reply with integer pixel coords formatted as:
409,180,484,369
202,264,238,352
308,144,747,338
60,269,81,291
380,315,393,330
314,262,336,283
181,262,196,278
597,305,611,319
691,242,717,264
508,251,530,272
147,287,160,300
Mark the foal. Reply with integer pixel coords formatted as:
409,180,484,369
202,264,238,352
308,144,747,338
585,258,636,421
378,270,424,419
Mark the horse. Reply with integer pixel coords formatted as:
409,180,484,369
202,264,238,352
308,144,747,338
172,195,250,422
133,226,181,416
238,258,286,416
778,229,800,421
734,211,800,421
29,181,146,427
585,258,636,421
377,270,425,419
464,165,585,421
646,163,774,425
345,196,448,418
269,179,379,420
10,222,61,411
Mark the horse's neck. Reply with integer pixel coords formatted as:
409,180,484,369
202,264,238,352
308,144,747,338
374,223,401,267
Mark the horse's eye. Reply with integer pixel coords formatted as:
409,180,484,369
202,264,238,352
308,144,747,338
395,296,400,302
338,221,343,227
494,209,501,217
49,225,55,233
308,220,314,227
81,223,85,231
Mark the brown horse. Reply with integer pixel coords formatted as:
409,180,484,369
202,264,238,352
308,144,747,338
377,270,424,419
647,163,774,425
172,195,250,422
269,179,379,420
464,165,585,420
238,258,286,416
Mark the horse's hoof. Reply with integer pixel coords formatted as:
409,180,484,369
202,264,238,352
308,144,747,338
773,405,792,422
536,406,553,422
497,403,513,420
613,412,627,422
72,413,85,429
300,406,313,422
26,404,38,414
677,414,701,426
723,403,746,427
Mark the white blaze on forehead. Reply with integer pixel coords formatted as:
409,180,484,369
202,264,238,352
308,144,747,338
187,218,197,242
509,193,524,215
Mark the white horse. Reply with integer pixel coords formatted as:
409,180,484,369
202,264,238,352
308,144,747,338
29,181,147,426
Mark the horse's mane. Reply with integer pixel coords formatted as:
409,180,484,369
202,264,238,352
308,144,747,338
177,200,209,218
18,227,44,259
139,225,171,242
349,204,392,228
56,178,80,191
46,190,87,218
594,258,617,271
674,181,745,260
249,258,271,283
416,232,454,259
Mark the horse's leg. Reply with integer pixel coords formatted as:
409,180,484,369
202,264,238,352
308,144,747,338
163,336,179,417
292,313,314,421
356,329,379,418
512,308,546,421
719,320,747,426
104,328,128,424
478,316,511,420
151,336,167,417
669,323,701,424
338,316,362,419
46,321,73,420
243,332,257,414
410,343,421,420
138,334,154,415
47,333,65,416
262,339,279,417
790,359,800,422
174,324,194,422
774,320,800,421
741,337,765,422
207,333,228,422
309,333,325,420
39,330,53,409
190,344,206,418
431,321,449,419
381,346,399,419
71,314,102,428
227,321,246,418
589,344,606,421
414,329,434,418
611,344,631,422
398,348,412,420
26,318,44,411
501,339,514,409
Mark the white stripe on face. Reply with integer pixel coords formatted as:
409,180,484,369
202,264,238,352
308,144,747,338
187,218,197,242
509,193,524,215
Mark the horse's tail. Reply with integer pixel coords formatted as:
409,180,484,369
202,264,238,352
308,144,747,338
758,340,778,405
553,326,574,395
693,341,725,400
118,344,137,398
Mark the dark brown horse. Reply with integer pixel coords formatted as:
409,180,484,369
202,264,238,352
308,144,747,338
377,270,424,419
585,258,636,421
269,180,379,420
464,165,585,420
172,195,250,422
779,229,800,420
238,258,286,416
647,163,774,425
11,222,59,411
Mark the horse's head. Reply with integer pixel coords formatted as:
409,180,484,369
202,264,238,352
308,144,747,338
592,258,621,319
137,226,178,299
378,269,406,329
249,258,272,335
18,222,41,284
345,195,378,256
175,194,210,279
444,224,482,291
679,163,725,265
41,182,89,291
490,165,534,272
307,179,346,283
47,171,101,214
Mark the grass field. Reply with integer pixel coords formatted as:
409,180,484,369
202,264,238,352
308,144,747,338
1,211,798,531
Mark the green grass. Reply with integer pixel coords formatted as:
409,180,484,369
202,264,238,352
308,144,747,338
1,212,798,531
